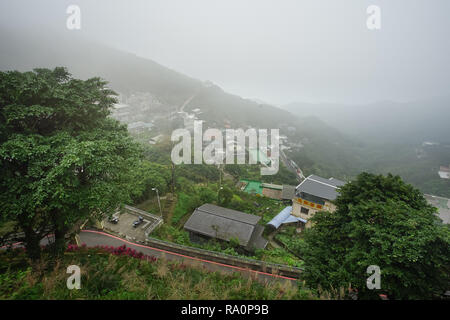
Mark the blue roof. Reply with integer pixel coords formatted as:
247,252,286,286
267,206,306,229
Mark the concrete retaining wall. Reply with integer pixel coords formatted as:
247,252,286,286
142,236,303,279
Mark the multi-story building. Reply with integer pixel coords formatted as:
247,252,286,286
438,165,450,179
291,174,346,228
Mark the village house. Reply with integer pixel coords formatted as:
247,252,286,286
291,174,346,228
238,179,296,201
183,204,268,251
438,165,450,179
261,183,283,199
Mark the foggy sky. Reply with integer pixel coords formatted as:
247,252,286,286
1,0,449,105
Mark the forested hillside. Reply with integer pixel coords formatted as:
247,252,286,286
2,27,448,197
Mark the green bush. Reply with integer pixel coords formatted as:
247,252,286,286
0,249,316,300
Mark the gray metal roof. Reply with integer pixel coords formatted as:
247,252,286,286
327,177,346,187
261,183,283,190
281,185,296,200
183,204,262,247
196,203,261,225
246,224,268,250
296,175,345,201
308,175,345,187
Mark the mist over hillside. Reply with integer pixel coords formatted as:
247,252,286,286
0,27,299,129
1,26,449,196
282,99,450,197
1,2,450,304
0,26,364,142
0,27,202,107
283,98,450,145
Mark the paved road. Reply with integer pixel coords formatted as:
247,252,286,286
2,230,297,284
79,230,297,285
179,91,199,112
280,149,304,182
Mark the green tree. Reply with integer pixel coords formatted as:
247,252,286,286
130,160,171,203
218,187,233,207
300,172,450,299
197,186,216,204
0,68,142,261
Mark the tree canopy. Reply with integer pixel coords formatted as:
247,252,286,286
0,68,143,260
300,172,450,299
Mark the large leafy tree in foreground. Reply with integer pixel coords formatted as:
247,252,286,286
300,172,450,299
0,68,143,261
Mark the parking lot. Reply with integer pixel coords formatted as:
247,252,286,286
103,206,163,242
425,194,450,224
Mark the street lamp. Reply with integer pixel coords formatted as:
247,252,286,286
152,187,162,217
217,186,223,203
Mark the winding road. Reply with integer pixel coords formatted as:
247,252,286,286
79,230,297,284
2,230,297,284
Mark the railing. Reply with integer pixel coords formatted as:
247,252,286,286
122,205,163,237
97,205,303,279
142,235,303,279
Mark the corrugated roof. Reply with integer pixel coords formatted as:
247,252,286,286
246,224,268,250
327,177,346,186
261,183,283,190
296,175,345,200
267,206,306,229
197,204,260,225
281,185,296,199
267,206,292,229
309,175,345,187
284,215,307,224
240,180,263,195
183,204,262,247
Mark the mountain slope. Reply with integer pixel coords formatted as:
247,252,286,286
283,99,450,144
0,26,368,182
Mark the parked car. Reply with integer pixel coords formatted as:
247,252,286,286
132,216,144,228
108,216,119,224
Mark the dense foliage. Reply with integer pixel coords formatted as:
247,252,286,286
300,172,450,299
0,246,314,300
0,68,143,260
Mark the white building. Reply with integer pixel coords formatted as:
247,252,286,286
438,165,450,179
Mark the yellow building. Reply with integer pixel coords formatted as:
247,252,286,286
291,175,345,228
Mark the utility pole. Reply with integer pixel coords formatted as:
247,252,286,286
171,162,175,193
217,186,223,204
152,187,162,217
219,164,222,188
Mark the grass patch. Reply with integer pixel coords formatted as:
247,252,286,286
172,192,199,224
0,247,316,300
0,220,18,237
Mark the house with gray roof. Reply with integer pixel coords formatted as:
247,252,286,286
291,175,346,228
183,204,268,251
280,185,296,201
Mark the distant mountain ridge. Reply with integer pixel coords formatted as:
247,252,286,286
0,26,298,130
0,26,202,107
283,98,450,145
0,26,398,187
